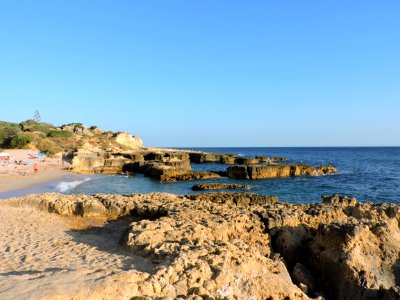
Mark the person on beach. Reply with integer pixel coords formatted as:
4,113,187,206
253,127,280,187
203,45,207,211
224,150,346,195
33,163,39,174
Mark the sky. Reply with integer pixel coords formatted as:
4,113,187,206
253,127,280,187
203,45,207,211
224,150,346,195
0,1,399,147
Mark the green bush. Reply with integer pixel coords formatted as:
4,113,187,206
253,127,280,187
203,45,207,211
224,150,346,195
89,125,98,130
47,130,73,138
0,121,21,146
36,139,63,156
9,135,32,148
64,122,85,130
20,120,55,134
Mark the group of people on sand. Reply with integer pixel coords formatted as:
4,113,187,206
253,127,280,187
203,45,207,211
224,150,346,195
0,152,41,175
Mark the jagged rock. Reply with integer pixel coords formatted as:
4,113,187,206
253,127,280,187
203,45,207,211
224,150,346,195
186,192,278,206
270,157,289,162
308,220,400,300
227,164,337,179
70,149,105,173
102,157,132,174
3,193,399,299
220,155,236,164
322,194,357,207
113,132,143,150
192,183,253,191
162,171,222,182
292,263,317,294
61,123,93,135
189,152,224,163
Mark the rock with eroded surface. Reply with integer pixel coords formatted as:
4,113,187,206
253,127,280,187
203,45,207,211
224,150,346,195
2,193,399,299
113,132,143,150
227,164,336,179
192,183,252,191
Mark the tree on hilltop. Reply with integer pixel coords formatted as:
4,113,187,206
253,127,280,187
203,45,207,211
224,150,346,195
34,110,41,123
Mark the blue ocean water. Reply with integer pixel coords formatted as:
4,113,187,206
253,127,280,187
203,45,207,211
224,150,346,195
1,147,399,204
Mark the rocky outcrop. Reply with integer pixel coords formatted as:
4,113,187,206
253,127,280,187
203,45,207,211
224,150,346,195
189,152,237,164
227,164,336,179
192,183,252,191
269,157,289,162
188,152,289,165
186,192,279,206
162,171,222,182
235,157,261,164
70,149,106,173
113,132,143,150
61,123,93,135
123,160,191,181
2,193,399,299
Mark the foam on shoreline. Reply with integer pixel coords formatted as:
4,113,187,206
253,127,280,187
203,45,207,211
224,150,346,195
0,174,97,199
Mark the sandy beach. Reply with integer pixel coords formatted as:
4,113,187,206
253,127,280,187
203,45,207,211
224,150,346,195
0,150,70,193
0,203,151,300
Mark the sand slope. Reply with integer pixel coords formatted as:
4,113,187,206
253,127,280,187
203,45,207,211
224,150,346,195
0,205,152,300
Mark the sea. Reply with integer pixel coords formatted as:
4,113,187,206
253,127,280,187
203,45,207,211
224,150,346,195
1,147,399,204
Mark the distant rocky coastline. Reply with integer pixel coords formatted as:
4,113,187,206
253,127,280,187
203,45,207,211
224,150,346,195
67,139,336,182
2,192,399,299
1,120,337,182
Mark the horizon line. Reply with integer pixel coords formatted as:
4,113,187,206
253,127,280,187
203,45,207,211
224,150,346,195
154,145,400,148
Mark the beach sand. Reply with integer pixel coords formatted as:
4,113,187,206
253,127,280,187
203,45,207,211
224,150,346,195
0,204,152,300
0,149,70,193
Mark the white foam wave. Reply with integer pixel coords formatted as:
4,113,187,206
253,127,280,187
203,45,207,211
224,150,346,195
55,178,91,193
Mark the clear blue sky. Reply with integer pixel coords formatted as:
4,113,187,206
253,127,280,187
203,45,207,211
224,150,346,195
0,1,399,146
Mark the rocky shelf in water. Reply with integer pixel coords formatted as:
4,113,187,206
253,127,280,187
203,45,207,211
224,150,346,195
2,192,399,299
67,147,336,182
192,183,253,191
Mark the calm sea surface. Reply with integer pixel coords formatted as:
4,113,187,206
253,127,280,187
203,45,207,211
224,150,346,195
1,147,399,204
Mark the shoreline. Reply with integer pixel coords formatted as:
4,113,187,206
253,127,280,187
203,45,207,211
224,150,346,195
0,149,72,194
0,165,69,194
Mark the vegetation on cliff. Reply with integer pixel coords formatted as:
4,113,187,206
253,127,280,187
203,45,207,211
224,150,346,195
0,119,142,157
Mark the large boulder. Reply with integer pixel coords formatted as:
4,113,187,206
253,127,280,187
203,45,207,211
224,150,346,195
308,220,400,299
70,150,105,173
113,132,143,150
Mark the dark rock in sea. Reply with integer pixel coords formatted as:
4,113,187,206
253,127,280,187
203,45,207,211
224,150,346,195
189,152,236,164
269,157,288,162
162,171,222,182
235,157,261,165
192,183,253,191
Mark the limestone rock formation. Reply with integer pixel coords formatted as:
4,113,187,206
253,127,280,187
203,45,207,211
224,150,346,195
189,152,236,164
113,132,143,150
192,183,253,191
59,123,96,137
227,164,336,179
186,192,279,206
2,192,399,299
70,148,106,173
235,157,261,164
